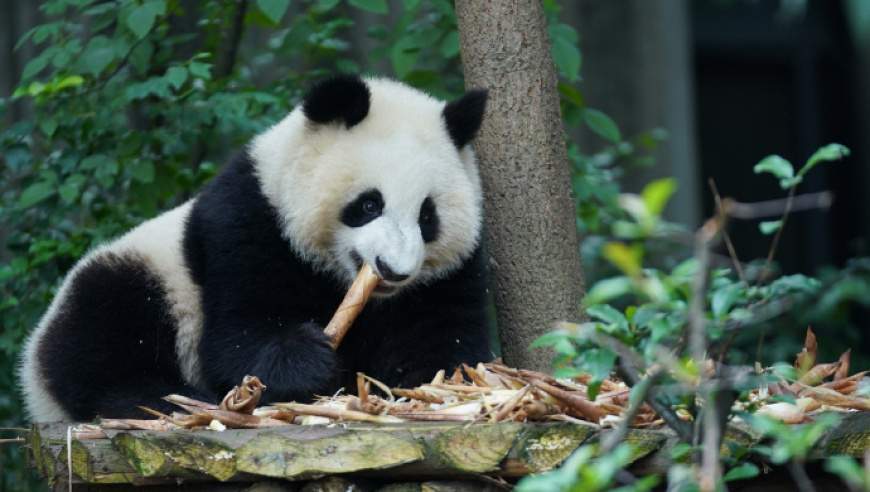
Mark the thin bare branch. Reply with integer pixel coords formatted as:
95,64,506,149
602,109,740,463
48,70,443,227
709,179,745,285
727,191,832,220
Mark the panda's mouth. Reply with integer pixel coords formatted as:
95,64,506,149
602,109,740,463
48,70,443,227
351,252,401,296
374,281,398,295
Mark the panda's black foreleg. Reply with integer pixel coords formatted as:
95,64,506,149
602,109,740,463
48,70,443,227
344,310,492,391
199,318,339,404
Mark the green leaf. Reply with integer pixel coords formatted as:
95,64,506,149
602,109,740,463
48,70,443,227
552,337,578,358
753,155,794,181
349,0,388,14
640,178,677,218
165,66,188,90
587,304,629,330
610,220,643,240
429,0,453,16
585,349,617,401
314,0,340,10
672,258,698,278
800,143,850,177
558,82,584,107
602,241,641,276
79,154,107,170
553,366,583,379
257,0,290,24
21,55,49,80
0,296,19,311
86,47,115,75
723,462,759,482
15,26,39,51
439,30,459,58
390,40,419,79
82,37,116,76
825,456,866,488
728,308,752,321
58,182,80,202
759,220,783,235
711,282,743,319
125,0,166,39
189,62,212,80
129,40,154,75
585,276,633,305
551,37,581,82
54,75,85,91
549,24,581,82
95,158,119,187
39,118,59,137
531,330,573,349
19,182,56,208
583,108,621,142
770,274,821,294
127,160,155,183
4,144,32,173
778,176,803,189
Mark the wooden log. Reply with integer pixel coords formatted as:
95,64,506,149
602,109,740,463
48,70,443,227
28,422,605,487
27,412,870,489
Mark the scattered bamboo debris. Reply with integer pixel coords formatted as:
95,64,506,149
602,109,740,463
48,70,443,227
89,327,869,434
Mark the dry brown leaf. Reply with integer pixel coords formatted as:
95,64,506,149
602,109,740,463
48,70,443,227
756,402,813,424
795,361,842,388
795,327,818,377
820,371,868,394
835,349,851,381
799,386,870,411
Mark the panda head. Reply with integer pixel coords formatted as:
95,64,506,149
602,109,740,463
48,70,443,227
251,75,488,296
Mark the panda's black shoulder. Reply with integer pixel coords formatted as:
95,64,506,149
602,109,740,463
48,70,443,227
182,151,274,285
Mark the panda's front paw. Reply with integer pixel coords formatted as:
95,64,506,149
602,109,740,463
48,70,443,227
296,321,338,371
255,322,338,403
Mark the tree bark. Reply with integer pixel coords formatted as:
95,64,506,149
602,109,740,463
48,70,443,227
455,1,587,372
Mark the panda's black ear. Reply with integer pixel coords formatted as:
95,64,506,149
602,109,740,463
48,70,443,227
442,89,488,149
302,74,371,129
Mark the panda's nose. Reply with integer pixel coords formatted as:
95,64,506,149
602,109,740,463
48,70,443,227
376,257,410,282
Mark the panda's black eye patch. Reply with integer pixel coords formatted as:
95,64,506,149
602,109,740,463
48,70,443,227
342,189,383,227
419,197,439,243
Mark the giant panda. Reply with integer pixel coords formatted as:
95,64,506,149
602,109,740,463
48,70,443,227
19,74,492,422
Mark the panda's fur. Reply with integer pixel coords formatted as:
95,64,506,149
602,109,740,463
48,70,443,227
19,75,492,422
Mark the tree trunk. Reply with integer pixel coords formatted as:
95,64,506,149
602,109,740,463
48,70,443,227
455,1,587,373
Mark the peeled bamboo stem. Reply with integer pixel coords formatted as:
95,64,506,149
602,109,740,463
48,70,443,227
324,262,379,348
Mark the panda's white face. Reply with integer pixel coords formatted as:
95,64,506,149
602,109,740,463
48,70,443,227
332,134,462,295
251,77,486,296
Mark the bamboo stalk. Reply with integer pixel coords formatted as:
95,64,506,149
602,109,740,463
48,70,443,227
324,262,379,348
